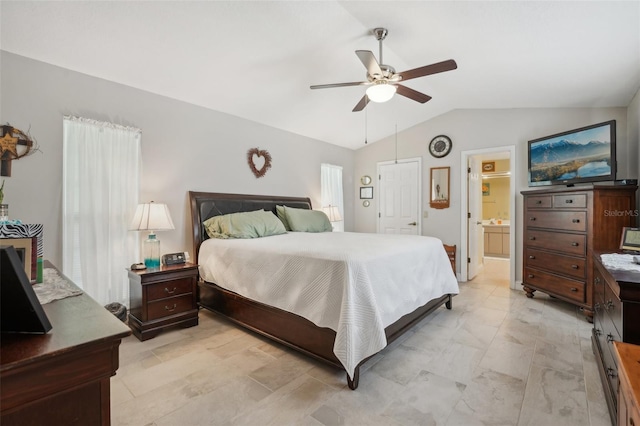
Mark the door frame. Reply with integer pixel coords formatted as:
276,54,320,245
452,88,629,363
376,157,422,234
459,145,516,288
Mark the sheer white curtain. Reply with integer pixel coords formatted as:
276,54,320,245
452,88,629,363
62,116,141,306
321,163,344,232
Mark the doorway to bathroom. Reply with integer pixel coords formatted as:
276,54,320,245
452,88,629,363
460,146,516,289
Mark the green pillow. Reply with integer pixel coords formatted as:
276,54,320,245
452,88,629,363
283,206,333,233
203,210,286,239
275,205,292,231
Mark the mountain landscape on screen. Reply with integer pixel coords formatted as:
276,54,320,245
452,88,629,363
530,139,612,183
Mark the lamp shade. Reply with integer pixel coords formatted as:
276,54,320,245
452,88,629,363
322,205,343,222
366,82,396,103
129,202,175,231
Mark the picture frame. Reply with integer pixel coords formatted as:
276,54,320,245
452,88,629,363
360,187,373,199
482,162,496,172
620,227,640,253
482,182,490,196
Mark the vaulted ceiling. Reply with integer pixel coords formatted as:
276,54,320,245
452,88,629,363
2,1,639,150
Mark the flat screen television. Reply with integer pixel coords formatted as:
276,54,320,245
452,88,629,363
1,245,52,334
528,120,616,187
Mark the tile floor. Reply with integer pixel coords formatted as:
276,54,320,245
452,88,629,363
111,258,612,426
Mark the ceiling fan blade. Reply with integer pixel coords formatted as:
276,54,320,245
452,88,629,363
356,50,383,78
352,95,370,112
310,81,369,89
395,84,432,103
399,59,458,82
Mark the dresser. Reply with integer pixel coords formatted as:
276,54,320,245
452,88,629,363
1,262,130,425
615,341,640,426
521,184,637,321
592,252,640,424
128,263,199,341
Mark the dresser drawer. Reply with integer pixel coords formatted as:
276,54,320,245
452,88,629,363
526,211,587,231
526,195,552,209
553,194,587,208
147,294,194,320
146,277,193,301
524,268,585,303
525,230,586,256
595,313,620,400
524,248,586,279
603,279,622,337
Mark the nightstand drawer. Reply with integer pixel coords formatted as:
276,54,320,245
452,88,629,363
147,277,193,301
147,294,194,320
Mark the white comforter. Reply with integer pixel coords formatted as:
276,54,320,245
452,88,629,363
198,231,459,377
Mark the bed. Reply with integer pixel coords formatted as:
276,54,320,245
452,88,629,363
189,191,459,389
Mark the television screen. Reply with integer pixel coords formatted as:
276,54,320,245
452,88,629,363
1,245,52,334
528,120,616,186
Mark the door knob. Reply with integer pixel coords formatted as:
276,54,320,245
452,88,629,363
476,221,482,225
408,222,417,226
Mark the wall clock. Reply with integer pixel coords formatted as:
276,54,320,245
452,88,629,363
429,135,452,158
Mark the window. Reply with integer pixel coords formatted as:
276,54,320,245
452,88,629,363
62,116,141,306
321,163,344,232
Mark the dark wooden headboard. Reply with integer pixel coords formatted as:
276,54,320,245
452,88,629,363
188,191,312,261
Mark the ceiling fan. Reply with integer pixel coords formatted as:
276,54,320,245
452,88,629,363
310,28,457,112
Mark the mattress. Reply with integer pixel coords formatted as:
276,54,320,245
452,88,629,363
198,231,459,376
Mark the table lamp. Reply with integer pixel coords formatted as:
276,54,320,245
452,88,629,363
322,205,342,230
129,201,175,268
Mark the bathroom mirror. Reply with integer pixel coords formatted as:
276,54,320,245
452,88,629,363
430,167,450,209
361,175,372,185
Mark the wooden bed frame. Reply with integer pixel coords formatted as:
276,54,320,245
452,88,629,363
189,191,453,389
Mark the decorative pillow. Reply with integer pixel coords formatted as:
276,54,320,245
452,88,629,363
275,205,292,231
203,210,286,239
283,206,333,233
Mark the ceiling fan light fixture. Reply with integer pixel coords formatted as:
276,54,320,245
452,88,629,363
366,81,396,103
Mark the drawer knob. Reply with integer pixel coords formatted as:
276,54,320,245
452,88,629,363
607,367,617,378
606,300,614,310
607,333,615,343
165,303,177,312
529,237,536,241
529,217,536,221
528,274,534,279
535,200,542,205
571,242,579,247
529,255,535,259
571,265,579,269
164,287,177,295
595,277,601,285
570,287,578,292
565,199,574,204
572,219,580,223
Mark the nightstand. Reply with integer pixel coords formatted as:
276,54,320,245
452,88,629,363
128,263,199,341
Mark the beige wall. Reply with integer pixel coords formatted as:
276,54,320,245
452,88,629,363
482,177,510,220
0,52,355,266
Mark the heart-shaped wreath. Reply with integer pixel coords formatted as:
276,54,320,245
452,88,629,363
247,148,272,178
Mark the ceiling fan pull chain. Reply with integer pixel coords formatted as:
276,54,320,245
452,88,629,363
364,98,368,144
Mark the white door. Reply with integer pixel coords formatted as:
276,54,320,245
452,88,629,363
378,160,420,235
467,156,483,279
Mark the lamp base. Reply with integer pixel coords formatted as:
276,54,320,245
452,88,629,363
143,233,161,269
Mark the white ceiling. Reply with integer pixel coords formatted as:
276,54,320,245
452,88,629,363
1,1,639,150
